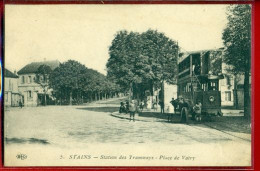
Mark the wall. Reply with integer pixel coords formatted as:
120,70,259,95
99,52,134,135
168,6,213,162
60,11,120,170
5,77,19,93
4,77,21,107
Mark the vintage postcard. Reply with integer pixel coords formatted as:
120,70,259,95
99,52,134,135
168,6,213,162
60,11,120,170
4,4,252,167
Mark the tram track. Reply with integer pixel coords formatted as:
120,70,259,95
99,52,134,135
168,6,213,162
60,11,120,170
201,122,251,142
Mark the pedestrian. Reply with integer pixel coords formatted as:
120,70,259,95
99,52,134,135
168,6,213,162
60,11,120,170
125,101,130,113
139,101,144,112
19,100,23,108
193,101,202,122
169,98,177,122
179,97,189,123
170,98,178,114
153,101,157,111
119,101,126,113
159,100,164,114
129,100,136,121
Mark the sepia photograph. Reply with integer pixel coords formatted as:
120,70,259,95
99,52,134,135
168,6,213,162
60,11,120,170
4,4,252,167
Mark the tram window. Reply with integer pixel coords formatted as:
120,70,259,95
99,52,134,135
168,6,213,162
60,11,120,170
209,81,218,91
201,83,207,91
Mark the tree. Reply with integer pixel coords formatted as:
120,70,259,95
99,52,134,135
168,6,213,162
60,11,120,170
49,60,88,105
222,5,251,117
107,29,178,100
35,64,53,106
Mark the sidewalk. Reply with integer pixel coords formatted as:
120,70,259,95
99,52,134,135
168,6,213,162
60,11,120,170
111,108,251,137
111,111,166,122
221,109,244,116
111,107,245,122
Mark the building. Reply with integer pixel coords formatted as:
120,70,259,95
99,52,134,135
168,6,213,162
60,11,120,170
17,60,60,106
218,56,235,107
217,51,251,109
4,69,23,107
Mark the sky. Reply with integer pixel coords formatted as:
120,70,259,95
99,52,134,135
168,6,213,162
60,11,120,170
5,4,229,75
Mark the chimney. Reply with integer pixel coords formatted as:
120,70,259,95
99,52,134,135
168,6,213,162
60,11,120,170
14,70,16,75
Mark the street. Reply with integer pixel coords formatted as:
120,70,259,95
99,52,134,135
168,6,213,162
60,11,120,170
4,97,251,166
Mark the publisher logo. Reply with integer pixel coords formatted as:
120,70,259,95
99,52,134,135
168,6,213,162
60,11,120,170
16,153,27,160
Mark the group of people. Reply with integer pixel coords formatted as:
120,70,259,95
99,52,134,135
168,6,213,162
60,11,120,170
161,97,202,122
119,96,202,122
119,100,138,121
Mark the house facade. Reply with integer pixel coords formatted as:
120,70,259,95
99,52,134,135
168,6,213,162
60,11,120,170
219,63,235,107
17,60,60,107
4,69,23,107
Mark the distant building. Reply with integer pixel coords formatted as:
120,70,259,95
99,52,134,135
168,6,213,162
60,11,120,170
4,69,23,107
17,60,60,106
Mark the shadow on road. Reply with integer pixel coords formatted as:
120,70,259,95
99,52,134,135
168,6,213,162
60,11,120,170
5,137,50,145
77,107,119,113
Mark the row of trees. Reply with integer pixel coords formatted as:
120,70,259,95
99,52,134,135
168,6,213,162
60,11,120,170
106,29,179,100
36,60,120,105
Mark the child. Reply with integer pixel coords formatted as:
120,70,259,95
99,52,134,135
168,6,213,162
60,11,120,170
193,101,202,122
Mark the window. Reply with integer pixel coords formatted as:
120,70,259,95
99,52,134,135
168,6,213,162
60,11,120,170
28,76,32,83
201,83,207,91
5,93,8,102
226,76,231,85
21,76,25,84
209,81,218,91
27,91,33,100
225,91,231,101
9,79,12,91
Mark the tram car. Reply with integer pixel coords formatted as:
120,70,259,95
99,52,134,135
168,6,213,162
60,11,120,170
176,49,224,122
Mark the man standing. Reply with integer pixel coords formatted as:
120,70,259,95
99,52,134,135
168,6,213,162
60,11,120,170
159,100,164,114
170,98,178,114
129,100,136,121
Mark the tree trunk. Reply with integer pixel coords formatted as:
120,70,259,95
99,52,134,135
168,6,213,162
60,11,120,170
244,70,250,118
44,92,47,106
233,75,238,109
69,91,73,105
95,93,97,101
77,91,80,105
59,90,61,105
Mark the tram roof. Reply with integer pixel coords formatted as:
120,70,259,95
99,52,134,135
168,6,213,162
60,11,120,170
178,48,223,64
